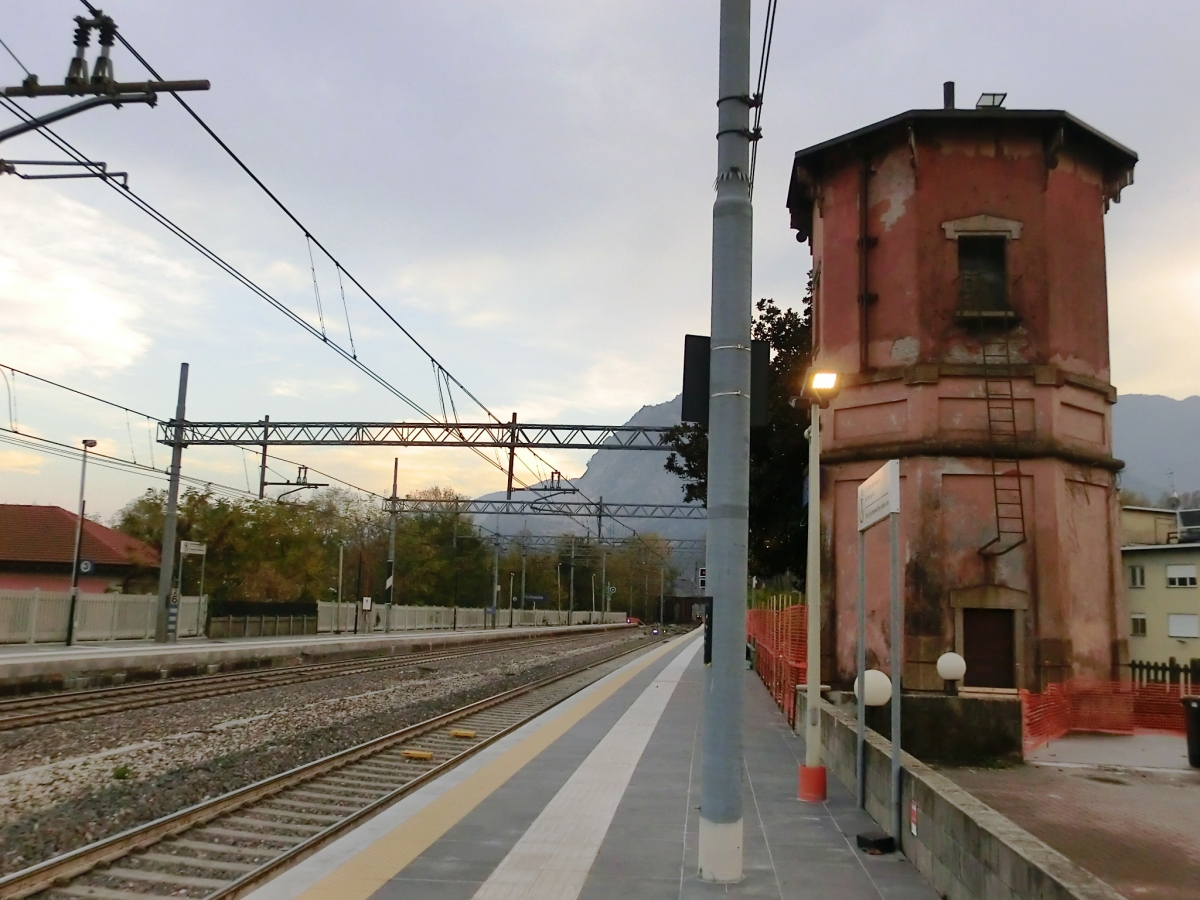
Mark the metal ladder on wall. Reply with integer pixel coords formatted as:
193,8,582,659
979,336,1027,556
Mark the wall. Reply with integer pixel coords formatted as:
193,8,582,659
798,689,1125,900
1123,545,1200,663
1119,507,1177,545
807,123,1124,689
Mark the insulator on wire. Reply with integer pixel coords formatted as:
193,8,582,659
67,16,93,87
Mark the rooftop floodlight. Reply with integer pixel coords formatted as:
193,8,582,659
976,92,1007,109
801,369,841,407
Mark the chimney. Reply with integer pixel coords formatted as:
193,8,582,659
943,81,955,110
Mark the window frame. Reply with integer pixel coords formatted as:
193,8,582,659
1167,613,1200,639
1166,564,1198,588
1128,565,1145,588
1130,614,1147,637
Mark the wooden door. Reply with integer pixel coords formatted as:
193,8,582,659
963,608,1015,688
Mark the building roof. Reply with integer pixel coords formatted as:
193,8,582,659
1121,543,1200,553
0,504,159,567
786,107,1138,239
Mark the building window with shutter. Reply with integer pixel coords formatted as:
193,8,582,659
1129,565,1145,588
1166,564,1197,588
1167,613,1199,638
1130,614,1147,637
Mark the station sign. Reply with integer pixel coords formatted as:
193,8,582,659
857,460,900,532
179,541,207,556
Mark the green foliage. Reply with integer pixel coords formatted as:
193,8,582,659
662,286,814,582
112,485,677,610
112,764,131,780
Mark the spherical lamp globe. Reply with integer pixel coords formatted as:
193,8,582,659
853,668,892,707
936,652,967,682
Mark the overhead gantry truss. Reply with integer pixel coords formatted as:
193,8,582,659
393,498,705,520
159,421,675,451
482,534,706,553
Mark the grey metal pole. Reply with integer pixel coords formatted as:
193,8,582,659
66,440,94,646
568,538,575,626
889,510,903,840
803,404,825,781
699,0,751,881
602,549,607,613
155,363,188,644
386,459,397,633
856,528,866,808
660,565,665,627
521,546,526,611
492,540,499,629
336,542,344,634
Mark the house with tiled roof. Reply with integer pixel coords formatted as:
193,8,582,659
0,504,159,593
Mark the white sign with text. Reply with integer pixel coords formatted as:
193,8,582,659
857,459,900,531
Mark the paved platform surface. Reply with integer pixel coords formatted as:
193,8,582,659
942,733,1200,900
0,625,625,687
249,632,937,900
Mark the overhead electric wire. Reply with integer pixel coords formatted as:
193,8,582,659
0,35,30,76
0,93,536,492
15,16,664,551
0,361,158,420
748,0,778,197
70,4,615,516
0,427,254,500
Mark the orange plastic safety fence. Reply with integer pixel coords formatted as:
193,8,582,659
747,604,807,727
1021,679,1188,754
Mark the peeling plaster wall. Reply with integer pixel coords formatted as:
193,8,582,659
806,120,1124,689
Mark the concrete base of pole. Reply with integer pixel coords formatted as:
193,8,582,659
798,765,827,802
698,817,743,882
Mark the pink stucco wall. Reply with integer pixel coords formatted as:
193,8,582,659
799,119,1128,690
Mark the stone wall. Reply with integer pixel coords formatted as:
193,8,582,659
798,688,1123,900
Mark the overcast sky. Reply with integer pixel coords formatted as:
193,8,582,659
2,1,1198,519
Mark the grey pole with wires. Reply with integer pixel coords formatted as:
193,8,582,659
155,363,188,643
700,0,752,882
66,438,97,647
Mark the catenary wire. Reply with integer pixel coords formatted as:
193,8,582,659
0,94,537,492
67,5,615,518
10,20,665,553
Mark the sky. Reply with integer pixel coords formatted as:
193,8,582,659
1,1,1199,520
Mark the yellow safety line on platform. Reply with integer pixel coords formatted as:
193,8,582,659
292,631,698,900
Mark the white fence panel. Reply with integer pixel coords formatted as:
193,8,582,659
0,591,208,642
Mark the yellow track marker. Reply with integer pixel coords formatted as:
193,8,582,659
401,749,434,761
450,729,477,739
294,633,695,900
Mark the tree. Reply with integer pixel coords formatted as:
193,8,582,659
662,285,814,582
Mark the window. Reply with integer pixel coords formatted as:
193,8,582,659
1130,614,1147,637
958,236,1007,311
1166,564,1197,588
1167,614,1200,639
1129,565,1145,588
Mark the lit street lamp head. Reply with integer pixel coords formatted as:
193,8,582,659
801,369,841,408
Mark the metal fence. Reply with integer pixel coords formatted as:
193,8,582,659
315,601,627,634
0,591,206,643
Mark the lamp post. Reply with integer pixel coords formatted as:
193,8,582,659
798,369,841,802
66,438,98,647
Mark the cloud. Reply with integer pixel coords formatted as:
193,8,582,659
0,184,201,377
0,446,42,475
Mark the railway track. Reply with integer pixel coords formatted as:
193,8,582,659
0,630,622,733
0,635,659,900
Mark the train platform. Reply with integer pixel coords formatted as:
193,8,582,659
248,631,937,900
0,624,629,693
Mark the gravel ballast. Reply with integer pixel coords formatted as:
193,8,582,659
0,631,648,875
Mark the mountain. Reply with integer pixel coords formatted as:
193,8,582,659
474,394,704,540
1113,394,1200,501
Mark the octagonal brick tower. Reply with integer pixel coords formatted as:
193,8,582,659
786,100,1137,691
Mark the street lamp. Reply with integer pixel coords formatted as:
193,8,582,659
66,439,98,647
798,369,841,802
